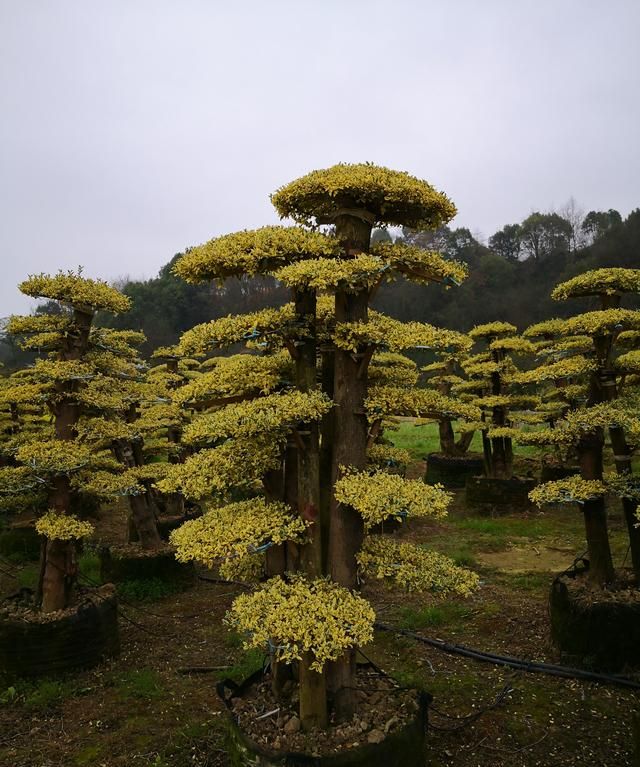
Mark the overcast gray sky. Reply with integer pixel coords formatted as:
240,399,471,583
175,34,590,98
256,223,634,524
1,0,639,316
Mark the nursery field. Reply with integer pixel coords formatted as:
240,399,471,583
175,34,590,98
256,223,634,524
0,434,637,767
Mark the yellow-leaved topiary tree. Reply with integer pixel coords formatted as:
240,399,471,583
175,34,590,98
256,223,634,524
0,272,134,613
161,164,479,733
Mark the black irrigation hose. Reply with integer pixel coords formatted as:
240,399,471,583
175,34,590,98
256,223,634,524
374,622,640,692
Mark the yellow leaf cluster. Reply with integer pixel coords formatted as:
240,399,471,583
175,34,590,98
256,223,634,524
535,336,593,357
31,358,95,382
76,417,140,445
7,314,72,335
564,402,631,433
174,352,292,404
514,356,596,384
183,390,332,445
617,330,640,348
523,318,571,339
178,305,297,355
366,385,481,421
19,272,131,314
334,313,471,354
16,440,92,475
170,498,308,566
175,226,340,283
616,350,640,373
605,472,640,501
90,328,146,357
556,309,640,337
274,254,386,292
0,466,41,494
366,443,412,469
551,268,640,300
226,575,375,672
468,322,517,340
156,436,282,500
219,553,265,583
372,242,468,285
271,162,456,230
357,537,479,595
334,469,451,526
486,426,522,440
368,361,419,387
529,477,606,506
35,512,94,540
489,336,536,355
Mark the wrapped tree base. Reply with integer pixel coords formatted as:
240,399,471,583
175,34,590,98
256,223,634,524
550,566,640,672
99,543,194,584
424,453,484,488
0,585,119,682
217,665,430,767
465,476,536,514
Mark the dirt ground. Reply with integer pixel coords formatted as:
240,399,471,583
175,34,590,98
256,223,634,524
1,486,638,767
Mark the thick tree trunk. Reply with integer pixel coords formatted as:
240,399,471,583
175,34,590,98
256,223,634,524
328,212,371,721
129,495,162,550
41,538,77,613
455,428,474,455
481,427,492,477
114,439,162,550
608,426,640,581
284,443,300,573
299,652,327,730
489,352,511,479
597,367,640,581
291,289,327,729
294,289,323,579
319,350,335,572
329,291,368,590
39,310,94,613
41,474,78,612
438,420,456,455
263,465,286,576
578,431,614,585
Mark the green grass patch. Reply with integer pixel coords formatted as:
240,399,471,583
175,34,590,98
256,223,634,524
117,577,183,602
74,744,104,766
388,421,442,461
17,563,39,590
450,546,477,567
1,678,77,709
220,645,265,683
396,602,472,631
501,571,552,592
78,550,102,585
113,669,165,701
452,516,555,540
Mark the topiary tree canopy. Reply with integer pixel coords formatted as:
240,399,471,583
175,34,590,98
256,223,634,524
518,268,640,585
0,272,135,612
161,164,479,731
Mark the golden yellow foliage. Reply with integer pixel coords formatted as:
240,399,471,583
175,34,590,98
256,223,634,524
226,575,375,672
334,469,451,526
19,272,130,314
551,268,640,300
357,537,479,595
170,498,308,566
